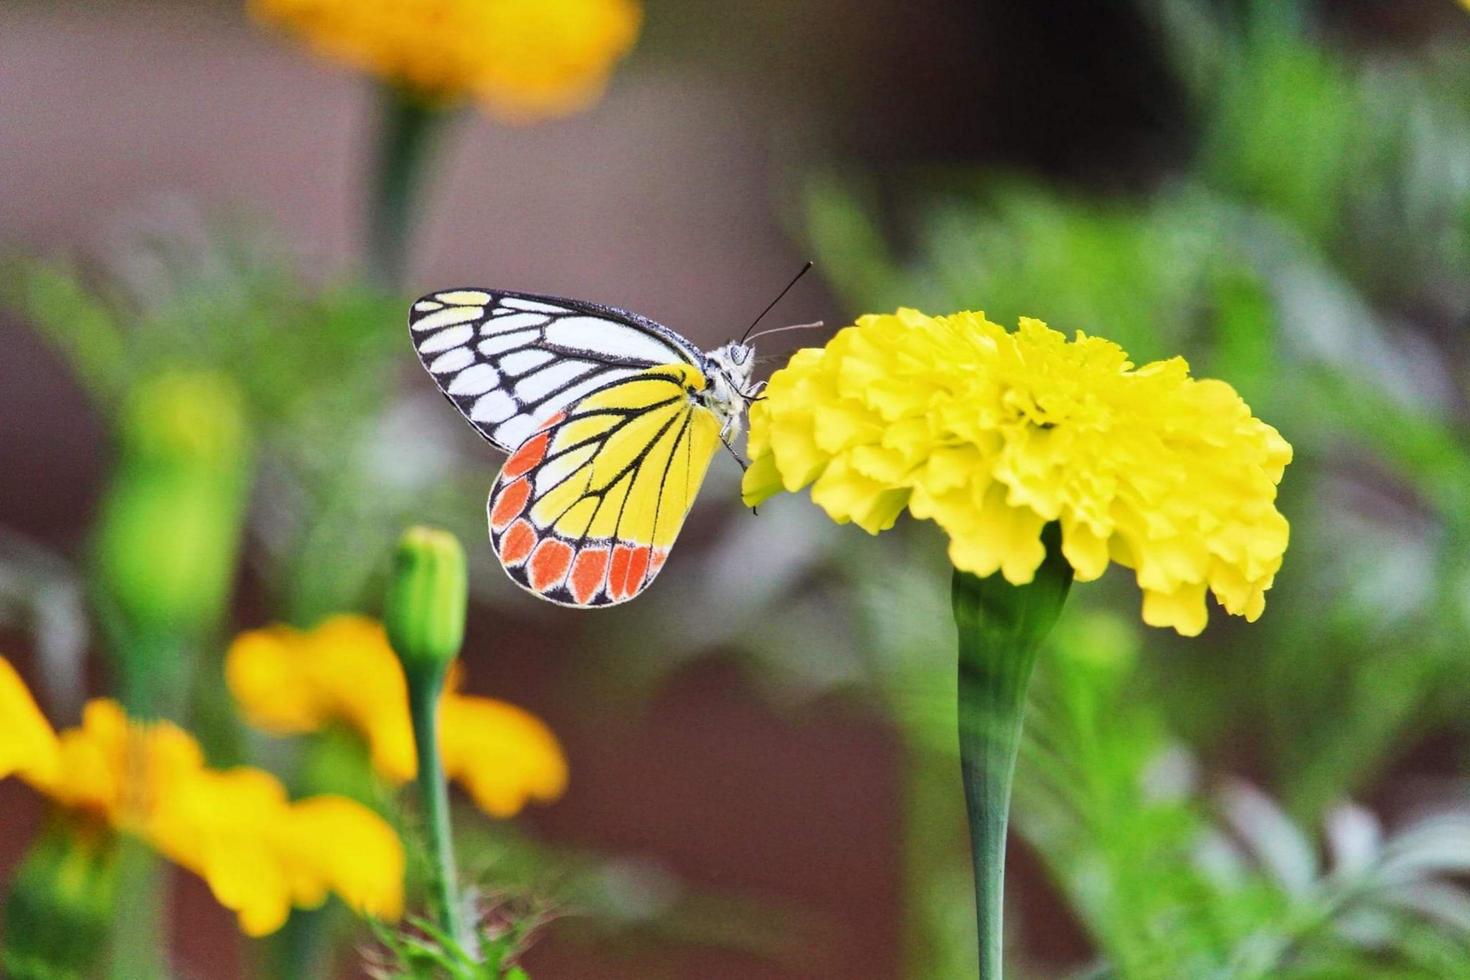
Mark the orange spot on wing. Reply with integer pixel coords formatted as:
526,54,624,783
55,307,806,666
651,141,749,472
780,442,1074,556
608,544,634,600
499,520,536,566
528,539,574,592
490,478,531,530
503,414,562,479
569,548,610,604
627,546,651,593
650,550,668,574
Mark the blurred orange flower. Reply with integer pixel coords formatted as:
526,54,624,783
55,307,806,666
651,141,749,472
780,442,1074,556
0,658,403,937
227,615,568,817
250,0,642,121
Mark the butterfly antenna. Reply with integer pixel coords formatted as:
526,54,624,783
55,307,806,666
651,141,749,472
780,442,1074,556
739,261,813,344
744,319,825,345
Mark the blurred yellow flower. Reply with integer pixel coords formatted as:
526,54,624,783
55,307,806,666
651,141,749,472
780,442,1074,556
440,695,568,817
228,616,417,781
227,615,568,816
0,660,403,937
0,657,59,785
154,766,404,936
743,309,1292,637
250,0,642,121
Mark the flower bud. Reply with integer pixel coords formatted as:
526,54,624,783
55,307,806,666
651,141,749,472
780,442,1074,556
93,371,252,637
385,527,467,679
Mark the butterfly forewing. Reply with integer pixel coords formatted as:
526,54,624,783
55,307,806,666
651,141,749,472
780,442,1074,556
410,288,703,452
486,364,722,606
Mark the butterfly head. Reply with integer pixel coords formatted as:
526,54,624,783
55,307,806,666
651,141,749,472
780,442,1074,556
702,342,759,439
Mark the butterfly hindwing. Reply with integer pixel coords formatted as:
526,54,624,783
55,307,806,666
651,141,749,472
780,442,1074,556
410,288,703,452
486,363,722,606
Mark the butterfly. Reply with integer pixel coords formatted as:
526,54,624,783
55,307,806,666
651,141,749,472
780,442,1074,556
409,284,799,607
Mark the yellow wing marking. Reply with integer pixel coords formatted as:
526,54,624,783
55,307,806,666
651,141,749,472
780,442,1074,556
524,363,721,552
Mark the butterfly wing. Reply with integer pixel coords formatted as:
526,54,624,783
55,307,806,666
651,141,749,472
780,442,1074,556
486,363,722,606
410,288,704,452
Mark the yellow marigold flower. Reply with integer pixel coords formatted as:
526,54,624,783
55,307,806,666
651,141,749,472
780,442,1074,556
250,0,642,121
227,615,568,816
743,309,1292,637
0,657,59,785
0,661,403,937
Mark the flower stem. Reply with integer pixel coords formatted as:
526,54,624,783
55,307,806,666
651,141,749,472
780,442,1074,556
367,85,449,288
952,524,1072,979
405,666,468,948
107,837,167,979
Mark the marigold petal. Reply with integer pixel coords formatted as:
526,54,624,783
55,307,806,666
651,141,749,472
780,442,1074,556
810,457,908,534
285,796,405,923
440,694,568,818
0,657,59,787
946,483,1048,585
1142,583,1209,637
228,616,417,784
740,451,784,508
225,626,326,733
1061,517,1110,583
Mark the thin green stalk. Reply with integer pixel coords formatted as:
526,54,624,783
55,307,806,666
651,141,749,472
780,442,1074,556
406,668,468,948
107,837,168,979
270,906,333,980
104,630,183,980
367,85,450,288
952,525,1072,979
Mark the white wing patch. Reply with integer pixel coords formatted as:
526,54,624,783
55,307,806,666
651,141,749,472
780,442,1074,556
447,363,499,396
420,324,474,353
484,312,548,334
471,391,517,424
513,360,593,402
480,330,539,355
544,317,687,363
410,288,703,452
429,348,474,374
500,297,569,314
501,349,556,376
412,306,481,332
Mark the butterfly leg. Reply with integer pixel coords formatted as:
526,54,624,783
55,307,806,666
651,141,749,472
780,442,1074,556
720,436,749,473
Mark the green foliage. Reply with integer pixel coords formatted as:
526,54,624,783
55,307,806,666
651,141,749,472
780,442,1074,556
790,2,1470,976
1194,3,1362,251
452,820,799,963
1,823,118,980
368,906,544,980
1020,616,1470,979
0,221,487,623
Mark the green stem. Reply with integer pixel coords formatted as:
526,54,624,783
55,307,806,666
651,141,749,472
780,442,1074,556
952,524,1072,979
405,667,468,948
107,837,168,979
367,85,449,288
104,630,183,979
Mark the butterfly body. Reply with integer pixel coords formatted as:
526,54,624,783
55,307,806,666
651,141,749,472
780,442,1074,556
410,289,758,607
694,341,757,441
